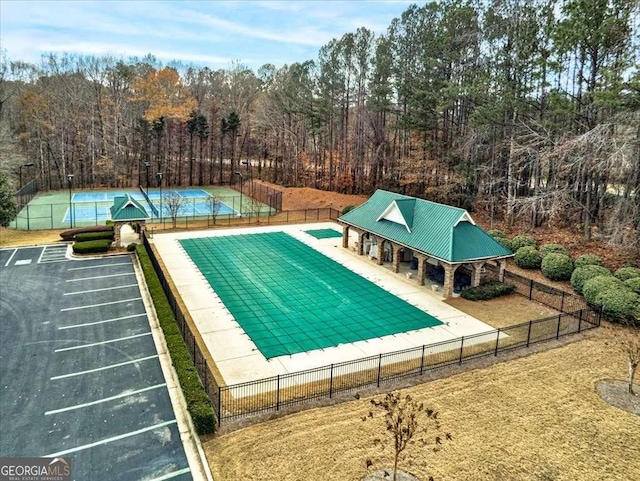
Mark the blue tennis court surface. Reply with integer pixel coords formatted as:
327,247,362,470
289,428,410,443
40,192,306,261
152,200,236,218
72,189,211,203
64,206,110,223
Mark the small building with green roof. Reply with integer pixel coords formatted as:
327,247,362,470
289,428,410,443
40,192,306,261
338,189,513,298
109,194,149,246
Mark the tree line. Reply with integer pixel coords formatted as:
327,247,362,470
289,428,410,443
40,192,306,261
0,0,638,245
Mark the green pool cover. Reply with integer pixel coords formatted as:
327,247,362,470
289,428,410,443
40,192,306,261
304,228,343,239
180,232,442,359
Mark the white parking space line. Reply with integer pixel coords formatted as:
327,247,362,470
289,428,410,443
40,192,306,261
45,383,167,415
54,332,152,352
66,273,135,282
37,247,46,264
148,467,192,481
4,249,17,267
50,355,159,380
60,297,142,312
45,419,177,457
64,284,138,296
58,313,147,330
68,262,131,271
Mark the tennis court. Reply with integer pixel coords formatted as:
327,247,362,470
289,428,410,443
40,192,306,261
12,187,248,229
180,232,442,359
153,223,500,385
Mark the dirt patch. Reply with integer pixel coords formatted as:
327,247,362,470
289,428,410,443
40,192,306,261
596,379,640,416
254,180,368,213
363,469,420,481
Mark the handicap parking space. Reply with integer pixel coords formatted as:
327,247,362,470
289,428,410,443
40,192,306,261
0,251,194,480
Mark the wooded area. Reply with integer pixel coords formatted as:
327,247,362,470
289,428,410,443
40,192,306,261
0,0,638,245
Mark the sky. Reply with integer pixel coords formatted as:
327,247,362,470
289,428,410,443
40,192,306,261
1,0,414,70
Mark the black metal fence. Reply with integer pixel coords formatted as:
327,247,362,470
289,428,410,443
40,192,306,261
142,225,601,426
229,181,283,212
142,233,223,422
485,265,589,313
217,308,600,422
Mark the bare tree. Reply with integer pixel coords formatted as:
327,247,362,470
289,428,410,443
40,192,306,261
247,185,263,222
621,323,640,395
164,192,184,228
208,192,222,225
363,392,451,481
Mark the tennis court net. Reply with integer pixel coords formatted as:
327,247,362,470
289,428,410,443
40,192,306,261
139,185,159,217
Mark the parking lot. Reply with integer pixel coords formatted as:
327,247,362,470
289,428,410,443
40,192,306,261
0,246,193,480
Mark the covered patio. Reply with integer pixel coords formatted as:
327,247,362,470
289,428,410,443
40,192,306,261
338,190,513,298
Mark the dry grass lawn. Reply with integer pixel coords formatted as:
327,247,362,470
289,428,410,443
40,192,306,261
0,227,65,247
204,324,640,481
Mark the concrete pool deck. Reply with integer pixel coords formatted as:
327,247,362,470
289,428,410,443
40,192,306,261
151,222,500,386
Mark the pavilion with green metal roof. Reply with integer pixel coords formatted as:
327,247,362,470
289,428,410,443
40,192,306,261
109,194,149,246
338,189,513,298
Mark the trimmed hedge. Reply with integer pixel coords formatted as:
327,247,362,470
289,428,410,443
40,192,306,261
75,231,114,242
510,234,536,251
614,267,640,282
136,245,215,435
72,239,111,254
598,287,640,323
514,246,542,269
541,253,574,281
583,275,625,308
574,254,603,268
60,225,113,241
624,277,640,294
126,243,137,252
342,205,356,215
539,243,569,258
460,281,515,301
570,265,612,295
494,236,513,252
487,229,507,239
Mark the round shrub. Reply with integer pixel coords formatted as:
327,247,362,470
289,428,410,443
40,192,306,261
583,275,625,308
614,266,640,281
539,243,569,258
624,277,640,294
342,205,356,215
541,253,574,281
514,246,542,269
598,287,640,323
494,236,513,252
510,234,536,251
570,265,612,295
487,229,507,239
126,243,137,252
574,254,603,268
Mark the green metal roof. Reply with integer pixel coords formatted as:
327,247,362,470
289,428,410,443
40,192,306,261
110,194,149,221
339,189,512,263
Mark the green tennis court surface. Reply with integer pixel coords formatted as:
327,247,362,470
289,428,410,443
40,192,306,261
179,232,442,359
304,228,343,239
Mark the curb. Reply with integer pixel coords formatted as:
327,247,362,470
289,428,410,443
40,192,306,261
132,253,214,481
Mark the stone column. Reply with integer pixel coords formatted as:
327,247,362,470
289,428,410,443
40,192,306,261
443,264,459,298
358,231,367,255
471,262,484,288
392,244,402,273
416,253,427,286
114,222,122,247
376,238,385,265
342,224,349,248
498,259,507,282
